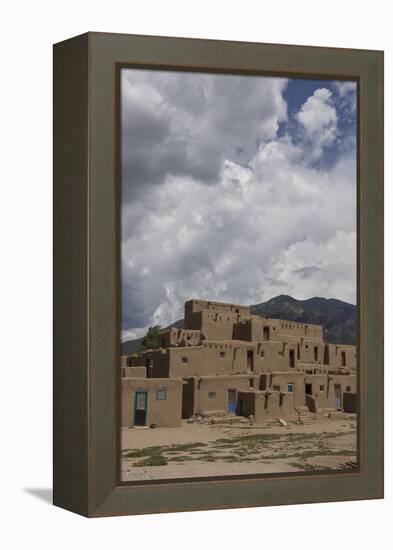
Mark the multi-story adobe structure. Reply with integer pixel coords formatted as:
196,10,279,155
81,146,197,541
121,299,357,428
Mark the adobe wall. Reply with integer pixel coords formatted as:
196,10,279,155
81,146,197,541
167,343,249,377
127,349,170,378
121,377,182,427
166,339,319,378
185,299,250,325
256,341,300,372
267,371,306,407
274,319,323,342
324,344,357,370
194,375,257,416
295,341,325,363
187,310,244,340
233,317,273,342
122,366,147,378
297,361,330,375
238,390,296,421
261,371,357,411
159,327,202,348
327,373,357,403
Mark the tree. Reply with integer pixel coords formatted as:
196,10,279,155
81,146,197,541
141,325,162,350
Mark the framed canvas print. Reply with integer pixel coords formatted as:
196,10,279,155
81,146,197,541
53,32,384,517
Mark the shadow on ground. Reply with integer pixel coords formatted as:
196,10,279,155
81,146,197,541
24,488,52,504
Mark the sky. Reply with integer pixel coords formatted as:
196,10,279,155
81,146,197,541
120,69,357,342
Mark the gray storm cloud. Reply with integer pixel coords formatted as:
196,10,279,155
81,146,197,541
120,69,356,341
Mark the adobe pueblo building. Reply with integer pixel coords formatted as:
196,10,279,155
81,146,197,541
121,299,357,428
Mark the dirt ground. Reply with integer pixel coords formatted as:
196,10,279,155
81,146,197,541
121,415,357,482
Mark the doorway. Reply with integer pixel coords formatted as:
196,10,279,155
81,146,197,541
134,391,148,426
334,385,342,409
305,383,312,395
227,389,237,415
247,350,254,371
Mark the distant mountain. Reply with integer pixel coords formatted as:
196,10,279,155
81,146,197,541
121,295,356,354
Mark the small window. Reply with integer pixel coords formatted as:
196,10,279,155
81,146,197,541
273,385,281,391
319,385,325,392
261,350,265,357
156,388,167,400
249,378,254,388
287,383,294,393
208,392,216,399
346,386,351,392
220,351,226,358
181,356,188,364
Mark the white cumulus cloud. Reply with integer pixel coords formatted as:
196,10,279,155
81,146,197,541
120,70,356,339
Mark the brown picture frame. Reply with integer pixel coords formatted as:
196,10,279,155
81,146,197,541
53,32,383,517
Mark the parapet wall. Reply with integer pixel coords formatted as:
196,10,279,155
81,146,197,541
185,299,250,328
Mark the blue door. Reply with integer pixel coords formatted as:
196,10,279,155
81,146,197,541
227,389,237,414
334,385,341,409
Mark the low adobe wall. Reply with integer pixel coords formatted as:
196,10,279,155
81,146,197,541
122,366,146,378
238,390,296,421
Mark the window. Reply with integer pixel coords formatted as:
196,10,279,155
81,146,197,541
208,392,216,399
314,346,318,361
181,356,188,364
341,351,346,366
346,386,351,392
156,388,167,400
289,349,295,368
261,350,265,357
249,378,254,388
320,385,325,392
287,383,294,393
220,351,226,358
273,385,281,391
